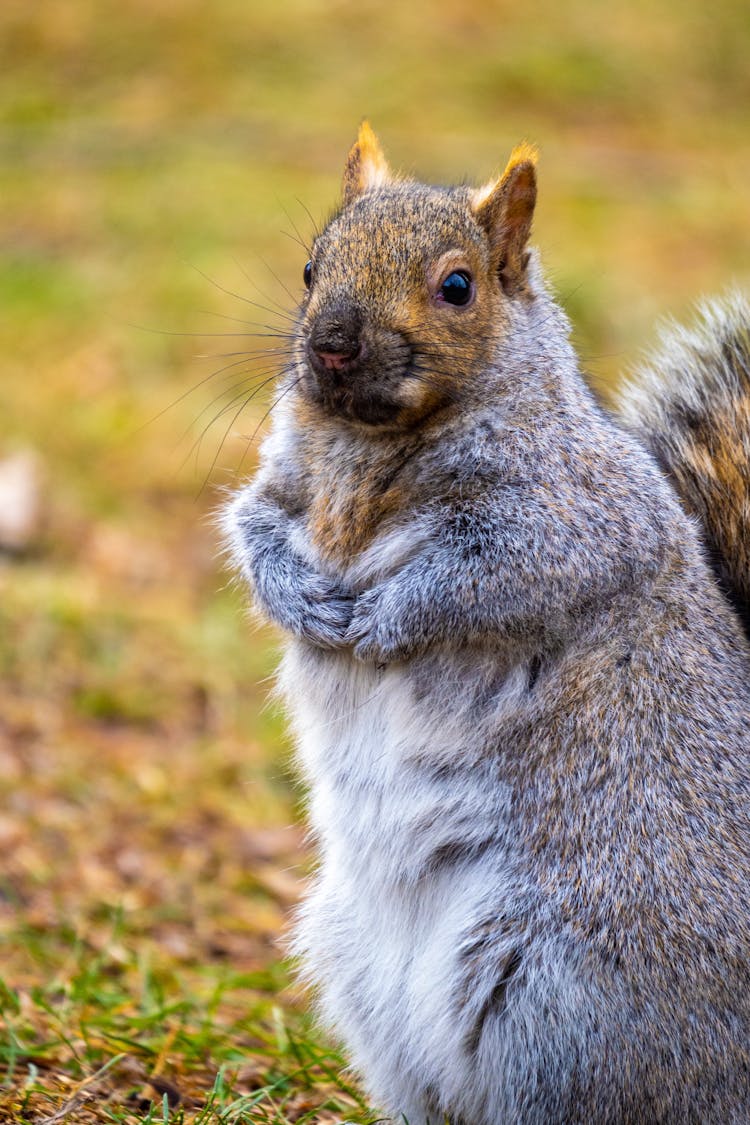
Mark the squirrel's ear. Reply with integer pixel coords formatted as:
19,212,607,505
342,121,392,206
471,142,538,295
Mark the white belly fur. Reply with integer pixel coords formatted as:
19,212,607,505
277,639,534,1118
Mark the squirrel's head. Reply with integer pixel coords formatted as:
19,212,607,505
293,123,538,431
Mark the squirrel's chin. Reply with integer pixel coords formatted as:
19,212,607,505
297,372,404,428
316,392,403,428
301,385,453,432
296,358,457,431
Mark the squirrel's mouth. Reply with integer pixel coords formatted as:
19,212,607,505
300,363,406,427
298,362,456,431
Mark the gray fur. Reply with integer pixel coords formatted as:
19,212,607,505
230,479,355,648
224,183,750,1123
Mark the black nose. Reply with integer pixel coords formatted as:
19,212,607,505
308,310,363,375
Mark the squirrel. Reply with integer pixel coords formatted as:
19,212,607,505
225,123,750,1124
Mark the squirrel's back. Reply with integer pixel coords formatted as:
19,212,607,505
617,292,750,636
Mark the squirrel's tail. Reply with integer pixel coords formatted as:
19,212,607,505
616,292,750,635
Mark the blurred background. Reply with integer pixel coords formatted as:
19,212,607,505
1,0,749,1119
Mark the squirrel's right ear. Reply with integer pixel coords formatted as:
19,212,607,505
342,122,392,206
471,143,538,295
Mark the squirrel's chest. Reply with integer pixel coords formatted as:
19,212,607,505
307,477,407,567
301,441,420,568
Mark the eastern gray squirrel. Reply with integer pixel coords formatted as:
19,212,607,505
226,124,750,1124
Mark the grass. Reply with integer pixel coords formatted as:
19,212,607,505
1,951,378,1124
1,0,749,1120
0,936,375,1123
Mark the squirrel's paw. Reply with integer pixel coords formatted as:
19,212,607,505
291,579,355,650
346,587,414,664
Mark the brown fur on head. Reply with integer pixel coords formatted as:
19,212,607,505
294,124,539,431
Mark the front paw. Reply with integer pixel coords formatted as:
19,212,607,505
296,582,355,650
346,587,414,664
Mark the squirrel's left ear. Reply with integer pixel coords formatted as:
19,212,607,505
471,143,538,295
342,121,392,206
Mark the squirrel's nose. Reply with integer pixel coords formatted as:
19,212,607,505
308,308,364,376
312,344,362,372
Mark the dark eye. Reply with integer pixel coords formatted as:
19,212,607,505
438,270,473,306
303,260,312,288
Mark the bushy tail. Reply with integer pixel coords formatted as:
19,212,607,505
616,292,750,635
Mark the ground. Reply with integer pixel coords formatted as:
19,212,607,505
1,0,749,1120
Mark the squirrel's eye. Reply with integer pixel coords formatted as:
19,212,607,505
303,260,313,288
438,270,473,306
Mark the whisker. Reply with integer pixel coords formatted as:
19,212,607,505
202,309,297,332
256,254,300,308
279,229,311,253
195,393,261,495
234,254,299,314
294,197,320,242
185,261,298,325
193,347,294,361
127,322,295,341
185,369,285,473
235,376,302,474
280,205,313,256
137,346,293,434
180,370,277,441
191,367,282,431
199,372,300,495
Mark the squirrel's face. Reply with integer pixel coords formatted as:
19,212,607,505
291,126,538,431
297,188,504,428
